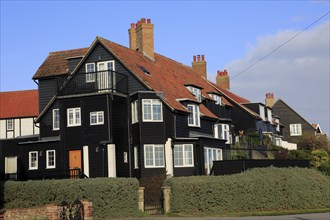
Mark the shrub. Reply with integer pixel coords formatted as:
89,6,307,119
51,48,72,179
165,167,330,215
2,178,141,219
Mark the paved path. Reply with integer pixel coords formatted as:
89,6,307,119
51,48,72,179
116,212,330,220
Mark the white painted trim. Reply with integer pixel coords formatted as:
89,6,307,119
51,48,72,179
165,138,173,176
29,151,38,170
107,144,116,177
83,146,89,177
46,150,56,169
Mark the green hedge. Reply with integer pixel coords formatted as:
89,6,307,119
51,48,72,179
2,178,141,219
165,167,330,215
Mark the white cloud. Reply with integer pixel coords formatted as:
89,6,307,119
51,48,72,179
226,21,330,135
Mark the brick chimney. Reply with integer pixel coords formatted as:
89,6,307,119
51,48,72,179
129,18,155,60
128,23,137,50
265,93,275,107
192,55,207,79
216,69,230,90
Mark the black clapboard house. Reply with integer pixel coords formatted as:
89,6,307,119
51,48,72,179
19,18,238,179
1,19,287,180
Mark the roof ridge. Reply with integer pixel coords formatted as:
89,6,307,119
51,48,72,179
0,89,38,94
49,47,89,55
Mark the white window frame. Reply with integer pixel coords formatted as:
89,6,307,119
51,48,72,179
144,144,165,168
52,109,60,130
142,99,163,122
67,107,81,127
86,63,96,83
7,119,14,130
214,124,231,144
97,60,116,90
131,100,139,124
209,94,223,105
187,104,200,127
187,86,202,102
46,150,56,169
259,105,266,121
267,108,272,123
204,147,222,175
134,146,139,169
290,124,302,136
29,151,38,170
174,144,194,167
90,111,104,125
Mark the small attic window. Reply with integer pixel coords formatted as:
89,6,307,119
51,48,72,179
139,66,151,75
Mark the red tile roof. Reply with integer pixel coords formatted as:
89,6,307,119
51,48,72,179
0,90,39,119
33,48,88,79
33,36,257,120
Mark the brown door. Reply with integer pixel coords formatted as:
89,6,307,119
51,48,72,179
69,150,82,178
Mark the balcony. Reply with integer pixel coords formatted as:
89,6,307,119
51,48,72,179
57,70,128,96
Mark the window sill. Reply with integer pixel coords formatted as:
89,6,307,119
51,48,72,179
174,165,194,168
145,166,165,168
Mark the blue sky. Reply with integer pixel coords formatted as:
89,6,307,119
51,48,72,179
1,1,329,135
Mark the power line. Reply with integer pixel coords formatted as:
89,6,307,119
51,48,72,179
231,11,330,80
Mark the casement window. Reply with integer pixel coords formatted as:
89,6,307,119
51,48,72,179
90,111,104,125
187,104,200,127
142,99,163,122
174,144,194,167
7,119,14,130
259,105,266,121
67,108,81,127
144,144,165,168
209,94,223,105
53,109,60,130
46,150,56,169
29,151,38,170
86,63,96,83
204,147,222,175
131,100,139,124
134,146,139,169
267,109,272,123
187,86,202,102
290,124,302,136
214,124,231,144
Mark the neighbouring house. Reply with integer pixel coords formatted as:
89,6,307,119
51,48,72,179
0,90,40,180
270,95,316,145
0,18,287,180
210,72,283,149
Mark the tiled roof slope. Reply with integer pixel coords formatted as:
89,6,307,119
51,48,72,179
97,37,222,118
33,48,88,79
0,90,39,119
34,36,261,120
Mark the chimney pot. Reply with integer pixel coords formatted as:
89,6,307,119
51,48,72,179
217,70,220,75
193,55,196,62
201,55,205,61
130,23,135,29
147,19,151,24
141,18,146,23
197,55,201,62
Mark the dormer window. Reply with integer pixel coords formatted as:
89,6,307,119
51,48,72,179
186,86,202,102
209,94,223,105
187,104,200,127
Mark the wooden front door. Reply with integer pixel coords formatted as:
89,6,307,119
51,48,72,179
69,150,82,170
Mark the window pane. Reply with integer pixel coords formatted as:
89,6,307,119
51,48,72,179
184,145,193,166
153,101,161,121
154,146,164,166
188,105,194,125
145,145,153,166
174,145,183,166
98,112,104,123
143,100,152,120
